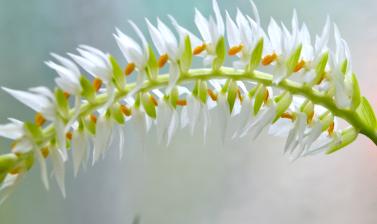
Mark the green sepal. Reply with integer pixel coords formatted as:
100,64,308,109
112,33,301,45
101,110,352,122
134,93,141,109
351,73,361,110
180,36,192,73
286,44,302,74
319,111,334,131
80,76,95,103
248,84,260,99
147,46,159,81
169,87,179,109
273,92,292,122
314,52,328,80
55,88,69,118
142,93,157,119
0,153,19,173
356,97,377,132
227,80,238,113
300,100,314,117
198,80,208,104
341,59,348,75
212,36,226,71
111,104,125,124
24,122,44,145
326,127,358,154
109,55,125,90
23,152,34,170
253,85,266,115
247,38,264,73
221,79,231,94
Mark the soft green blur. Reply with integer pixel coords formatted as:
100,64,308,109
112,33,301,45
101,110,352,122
1,0,377,223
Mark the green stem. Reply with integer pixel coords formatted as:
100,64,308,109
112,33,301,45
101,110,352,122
40,67,377,147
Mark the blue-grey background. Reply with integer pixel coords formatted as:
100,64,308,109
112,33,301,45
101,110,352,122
1,0,377,223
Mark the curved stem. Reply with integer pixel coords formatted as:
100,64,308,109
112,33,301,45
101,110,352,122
40,67,377,148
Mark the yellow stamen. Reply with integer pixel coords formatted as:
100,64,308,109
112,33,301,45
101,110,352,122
90,114,97,124
41,147,49,158
228,44,243,56
176,99,187,106
328,121,335,136
9,167,22,175
150,95,158,106
262,53,277,66
158,54,169,68
307,111,315,124
294,60,305,72
35,112,46,126
63,92,70,99
93,78,102,92
281,112,295,121
263,89,269,104
120,105,132,116
237,89,244,103
125,63,135,76
207,89,218,101
66,132,73,140
193,44,207,55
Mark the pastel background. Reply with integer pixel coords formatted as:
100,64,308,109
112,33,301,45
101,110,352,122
0,0,377,223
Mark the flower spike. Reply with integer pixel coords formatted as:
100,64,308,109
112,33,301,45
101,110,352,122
0,0,376,204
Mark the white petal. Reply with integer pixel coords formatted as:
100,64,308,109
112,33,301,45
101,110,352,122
0,121,24,140
146,18,166,55
50,148,66,198
72,131,88,177
212,0,224,36
92,117,112,165
0,174,23,205
50,53,80,77
195,9,211,43
34,146,49,190
225,11,240,47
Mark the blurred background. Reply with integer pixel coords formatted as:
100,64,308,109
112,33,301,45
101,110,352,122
1,0,377,223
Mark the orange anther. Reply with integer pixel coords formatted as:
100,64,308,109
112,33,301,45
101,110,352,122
66,132,73,140
207,89,218,101
35,112,46,126
41,147,49,158
237,89,244,103
281,112,295,121
328,121,335,136
193,44,207,55
9,167,22,175
93,78,102,92
90,114,97,123
125,63,135,76
63,92,70,99
176,99,187,106
228,44,243,56
150,95,158,106
263,89,269,104
120,105,132,116
294,60,305,72
158,54,169,68
262,53,277,66
307,111,315,124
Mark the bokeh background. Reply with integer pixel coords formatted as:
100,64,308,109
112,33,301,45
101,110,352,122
1,0,377,223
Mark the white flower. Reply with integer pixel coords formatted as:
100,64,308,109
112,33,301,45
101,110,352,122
330,24,353,109
45,53,81,95
69,45,113,84
225,1,264,69
194,0,224,65
50,146,66,197
114,23,149,96
2,86,56,120
241,104,277,139
72,129,89,177
92,116,113,165
0,173,24,205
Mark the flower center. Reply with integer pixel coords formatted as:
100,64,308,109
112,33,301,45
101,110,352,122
120,105,132,116
158,54,169,68
294,60,306,72
228,44,244,56
262,53,278,66
35,112,46,126
93,78,103,92
207,89,218,101
193,44,207,55
125,63,135,76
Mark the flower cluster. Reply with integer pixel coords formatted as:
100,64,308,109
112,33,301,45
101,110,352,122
0,0,376,203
